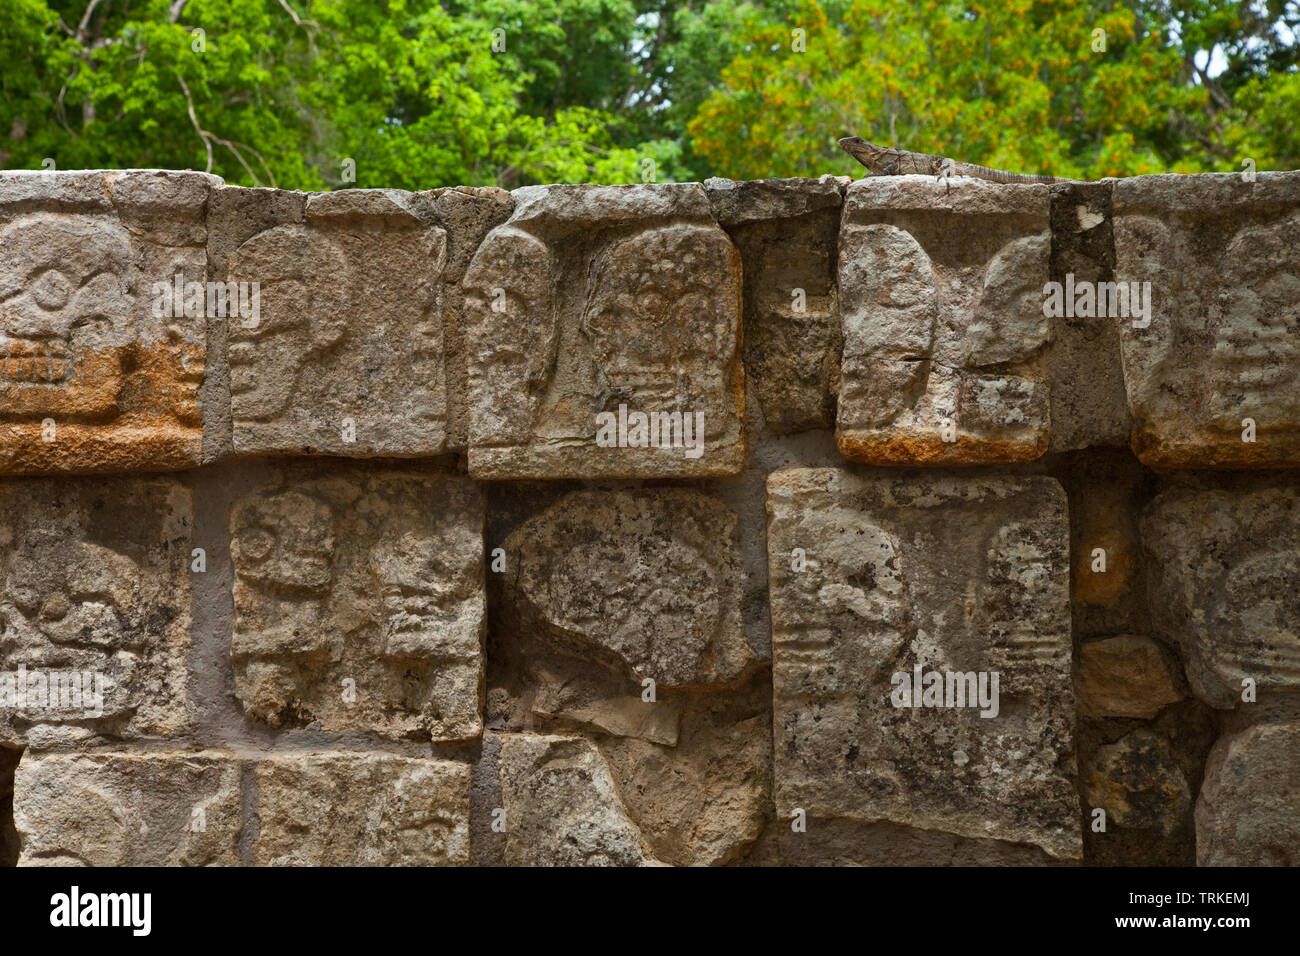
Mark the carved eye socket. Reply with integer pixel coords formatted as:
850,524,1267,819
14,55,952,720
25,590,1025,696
30,269,74,310
237,528,276,563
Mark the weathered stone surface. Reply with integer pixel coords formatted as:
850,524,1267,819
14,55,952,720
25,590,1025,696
1078,636,1185,719
230,465,484,740
497,733,660,866
766,468,1081,859
1115,172,1300,468
836,178,1052,465
1142,485,1300,708
223,188,449,456
254,752,470,866
502,488,752,688
705,177,844,433
464,184,745,477
1045,182,1131,453
0,476,193,745
0,171,214,474
1197,721,1300,865
597,678,771,867
14,750,240,866
1082,728,1191,836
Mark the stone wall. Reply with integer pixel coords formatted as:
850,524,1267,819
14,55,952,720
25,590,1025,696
0,168,1296,867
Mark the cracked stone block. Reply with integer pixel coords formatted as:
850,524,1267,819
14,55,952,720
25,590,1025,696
254,752,470,866
766,468,1081,860
1142,485,1300,709
497,733,660,866
502,488,753,688
705,176,846,433
222,188,451,456
230,465,484,741
1115,172,1300,467
14,750,240,866
0,476,193,746
464,184,745,478
836,178,1052,465
0,170,215,474
1196,721,1300,865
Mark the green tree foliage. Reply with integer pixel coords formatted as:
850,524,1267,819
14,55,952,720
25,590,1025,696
1,0,1296,186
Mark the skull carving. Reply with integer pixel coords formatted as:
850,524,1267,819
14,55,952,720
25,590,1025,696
0,213,134,420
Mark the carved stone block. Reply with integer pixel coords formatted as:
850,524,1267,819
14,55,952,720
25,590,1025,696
0,171,214,473
254,752,470,866
230,465,484,740
836,178,1052,464
0,476,193,746
464,184,745,477
766,468,1081,859
223,189,449,456
1115,172,1300,467
15,751,240,866
1142,484,1300,708
502,488,752,688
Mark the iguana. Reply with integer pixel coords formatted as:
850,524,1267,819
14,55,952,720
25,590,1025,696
838,136,1074,185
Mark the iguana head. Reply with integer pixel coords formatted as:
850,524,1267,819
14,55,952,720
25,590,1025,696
837,136,892,173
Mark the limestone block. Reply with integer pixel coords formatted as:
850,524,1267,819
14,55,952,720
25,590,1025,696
14,750,240,866
836,178,1052,464
498,733,659,866
0,476,193,745
230,465,484,740
0,170,215,473
1114,172,1300,467
254,752,469,866
766,468,1081,859
502,488,752,688
705,177,846,432
222,188,449,456
464,184,745,477
1196,721,1300,866
1142,485,1300,708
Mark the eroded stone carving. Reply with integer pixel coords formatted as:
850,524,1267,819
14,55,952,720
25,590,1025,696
766,468,1081,859
1115,173,1300,467
502,488,752,688
230,466,484,740
0,171,212,473
464,184,744,477
254,752,470,866
836,178,1051,464
15,751,240,866
1142,485,1300,708
0,477,193,746
224,190,448,456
